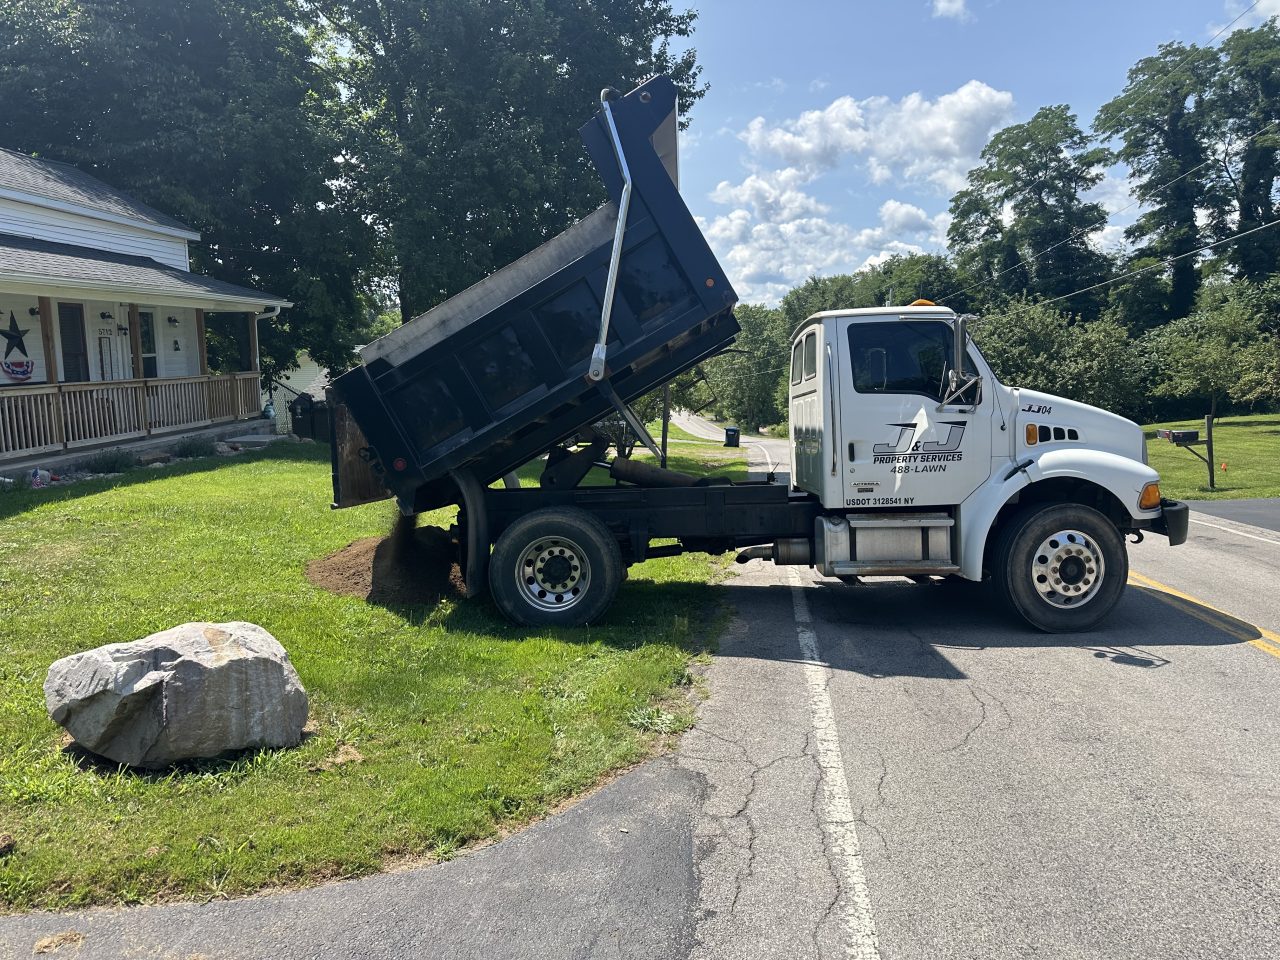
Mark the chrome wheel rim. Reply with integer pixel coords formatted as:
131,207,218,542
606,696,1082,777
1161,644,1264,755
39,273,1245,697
1031,529,1104,609
516,536,589,612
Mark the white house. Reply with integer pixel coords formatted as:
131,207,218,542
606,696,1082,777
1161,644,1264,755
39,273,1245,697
0,147,291,464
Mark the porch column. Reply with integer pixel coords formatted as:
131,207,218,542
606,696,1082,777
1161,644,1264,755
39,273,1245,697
127,304,143,379
194,308,209,375
37,296,65,447
246,310,260,372
37,297,58,385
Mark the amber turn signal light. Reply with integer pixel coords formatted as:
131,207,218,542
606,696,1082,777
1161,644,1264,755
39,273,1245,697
1138,482,1162,510
1025,423,1038,445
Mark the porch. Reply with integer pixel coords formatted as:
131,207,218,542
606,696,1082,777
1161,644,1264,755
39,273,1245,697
0,372,263,460
0,232,290,464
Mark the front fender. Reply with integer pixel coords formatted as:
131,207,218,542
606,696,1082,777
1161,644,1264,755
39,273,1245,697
957,450,1159,581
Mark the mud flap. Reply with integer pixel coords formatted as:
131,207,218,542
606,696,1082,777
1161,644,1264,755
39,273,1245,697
451,468,489,599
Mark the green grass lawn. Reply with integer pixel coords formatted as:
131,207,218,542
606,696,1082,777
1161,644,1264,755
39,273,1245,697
1144,413,1280,500
0,439,742,912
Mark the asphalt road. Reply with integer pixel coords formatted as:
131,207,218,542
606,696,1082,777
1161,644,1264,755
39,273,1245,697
5,430,1279,959
1193,497,1280,533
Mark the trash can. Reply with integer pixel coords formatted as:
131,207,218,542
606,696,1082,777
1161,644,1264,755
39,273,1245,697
724,426,740,448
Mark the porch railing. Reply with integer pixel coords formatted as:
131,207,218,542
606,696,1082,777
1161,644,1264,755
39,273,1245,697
0,373,263,463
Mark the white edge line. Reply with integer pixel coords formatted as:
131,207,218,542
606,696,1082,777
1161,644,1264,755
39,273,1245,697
787,567,882,960
1189,516,1280,546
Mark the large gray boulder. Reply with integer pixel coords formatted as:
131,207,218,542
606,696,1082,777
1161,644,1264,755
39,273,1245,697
45,622,308,769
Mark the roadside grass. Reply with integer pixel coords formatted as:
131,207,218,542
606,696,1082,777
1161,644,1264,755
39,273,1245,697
1143,413,1280,500
0,439,741,911
511,438,748,486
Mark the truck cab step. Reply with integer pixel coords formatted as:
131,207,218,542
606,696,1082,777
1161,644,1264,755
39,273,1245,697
829,560,959,577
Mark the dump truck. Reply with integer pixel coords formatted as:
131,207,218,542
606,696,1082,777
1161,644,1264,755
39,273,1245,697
328,75,1188,632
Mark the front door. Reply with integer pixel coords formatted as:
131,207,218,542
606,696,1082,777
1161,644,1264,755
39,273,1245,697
837,316,992,509
57,303,89,382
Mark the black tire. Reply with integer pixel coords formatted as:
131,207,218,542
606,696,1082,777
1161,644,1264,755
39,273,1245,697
489,507,624,626
991,502,1127,633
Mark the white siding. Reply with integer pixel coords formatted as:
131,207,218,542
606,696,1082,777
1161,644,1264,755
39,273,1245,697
146,306,200,378
0,197,191,269
0,291,48,385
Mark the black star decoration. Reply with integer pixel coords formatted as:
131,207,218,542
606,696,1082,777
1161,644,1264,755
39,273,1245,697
1,311,30,360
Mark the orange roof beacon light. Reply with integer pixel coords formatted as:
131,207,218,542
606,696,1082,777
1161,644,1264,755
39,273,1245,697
909,298,936,306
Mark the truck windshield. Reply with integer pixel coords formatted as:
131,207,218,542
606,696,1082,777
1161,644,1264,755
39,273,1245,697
848,321,953,402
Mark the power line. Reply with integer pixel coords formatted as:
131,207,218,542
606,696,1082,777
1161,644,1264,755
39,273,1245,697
941,116,1280,305
939,0,1264,304
999,214,1280,315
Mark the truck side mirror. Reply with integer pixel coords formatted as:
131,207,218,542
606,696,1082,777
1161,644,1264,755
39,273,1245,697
953,315,969,382
940,314,981,410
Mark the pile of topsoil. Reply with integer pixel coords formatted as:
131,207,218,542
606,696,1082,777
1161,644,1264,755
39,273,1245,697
305,516,465,606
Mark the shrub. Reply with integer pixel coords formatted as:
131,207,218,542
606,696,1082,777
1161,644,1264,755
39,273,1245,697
171,436,217,459
76,449,137,474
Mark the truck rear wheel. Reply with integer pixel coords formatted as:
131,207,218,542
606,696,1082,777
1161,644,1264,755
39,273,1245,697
489,507,624,626
992,503,1127,633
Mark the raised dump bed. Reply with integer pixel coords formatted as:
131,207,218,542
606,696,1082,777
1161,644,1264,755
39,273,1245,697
328,75,740,513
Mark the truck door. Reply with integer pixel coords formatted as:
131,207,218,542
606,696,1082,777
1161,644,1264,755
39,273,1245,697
836,316,992,509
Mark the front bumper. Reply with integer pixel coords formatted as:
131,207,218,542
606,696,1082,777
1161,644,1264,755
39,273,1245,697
1145,498,1189,546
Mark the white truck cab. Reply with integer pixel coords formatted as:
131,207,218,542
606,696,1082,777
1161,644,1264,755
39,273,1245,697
788,304,1188,631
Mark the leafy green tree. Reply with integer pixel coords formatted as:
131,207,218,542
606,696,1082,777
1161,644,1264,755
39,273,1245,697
1142,282,1274,417
948,106,1113,318
305,0,706,320
701,304,789,431
1095,41,1218,320
971,299,1145,419
777,255,971,337
0,0,374,377
1202,19,1280,283
1102,257,1175,334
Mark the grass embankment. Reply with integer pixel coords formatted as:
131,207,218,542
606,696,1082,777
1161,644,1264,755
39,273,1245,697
1143,413,1280,500
0,439,742,911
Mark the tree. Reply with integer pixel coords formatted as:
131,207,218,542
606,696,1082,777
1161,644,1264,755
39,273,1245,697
971,299,1146,420
777,255,972,337
0,0,375,377
948,106,1113,318
701,304,789,431
1142,282,1274,417
1095,41,1218,320
305,0,706,320
1202,19,1280,284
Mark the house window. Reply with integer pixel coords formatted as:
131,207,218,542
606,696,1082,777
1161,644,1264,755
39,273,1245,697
138,312,158,378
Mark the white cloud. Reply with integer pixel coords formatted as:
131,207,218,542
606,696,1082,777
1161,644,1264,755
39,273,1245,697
703,195,951,304
932,0,970,21
709,168,828,223
700,79,1012,303
740,80,1015,194
1215,0,1280,31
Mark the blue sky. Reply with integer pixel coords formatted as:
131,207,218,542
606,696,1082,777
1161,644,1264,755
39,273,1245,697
671,0,1277,303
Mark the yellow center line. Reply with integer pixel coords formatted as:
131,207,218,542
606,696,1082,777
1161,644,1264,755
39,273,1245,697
1127,570,1280,661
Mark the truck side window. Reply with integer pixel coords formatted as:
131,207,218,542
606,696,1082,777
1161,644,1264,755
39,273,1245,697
803,332,817,380
848,322,953,402
791,340,804,385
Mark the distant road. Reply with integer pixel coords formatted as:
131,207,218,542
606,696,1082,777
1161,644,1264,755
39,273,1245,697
1193,497,1280,533
672,410,790,481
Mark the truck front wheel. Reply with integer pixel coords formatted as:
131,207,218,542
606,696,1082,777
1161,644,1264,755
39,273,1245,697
992,503,1127,633
489,507,624,626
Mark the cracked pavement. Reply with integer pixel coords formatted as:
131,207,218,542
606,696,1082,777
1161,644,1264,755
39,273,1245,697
5,462,1280,957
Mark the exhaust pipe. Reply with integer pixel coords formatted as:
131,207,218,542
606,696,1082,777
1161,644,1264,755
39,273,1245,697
735,538,812,565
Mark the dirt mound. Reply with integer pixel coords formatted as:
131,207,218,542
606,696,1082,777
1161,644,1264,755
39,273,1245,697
306,517,464,607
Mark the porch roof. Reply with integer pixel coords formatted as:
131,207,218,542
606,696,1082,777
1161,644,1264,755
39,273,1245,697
0,232,291,311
